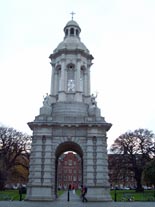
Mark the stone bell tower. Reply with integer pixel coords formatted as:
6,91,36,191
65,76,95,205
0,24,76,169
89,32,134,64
26,18,112,201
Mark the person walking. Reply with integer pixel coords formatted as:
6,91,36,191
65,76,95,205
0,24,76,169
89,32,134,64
81,185,88,202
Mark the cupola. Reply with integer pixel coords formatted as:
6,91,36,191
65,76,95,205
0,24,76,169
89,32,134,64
64,20,81,39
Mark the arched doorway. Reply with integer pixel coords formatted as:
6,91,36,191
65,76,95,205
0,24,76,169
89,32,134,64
55,141,83,197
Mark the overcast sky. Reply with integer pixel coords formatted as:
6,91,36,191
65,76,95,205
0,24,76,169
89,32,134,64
0,0,155,147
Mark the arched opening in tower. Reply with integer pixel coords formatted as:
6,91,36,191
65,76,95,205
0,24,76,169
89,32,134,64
55,141,83,197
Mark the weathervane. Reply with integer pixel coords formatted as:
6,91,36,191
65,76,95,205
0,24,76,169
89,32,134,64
70,11,75,20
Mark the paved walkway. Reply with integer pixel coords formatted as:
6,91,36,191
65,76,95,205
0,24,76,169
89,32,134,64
0,191,154,207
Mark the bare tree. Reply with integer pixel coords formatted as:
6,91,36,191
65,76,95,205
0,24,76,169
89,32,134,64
110,128,155,191
0,126,31,190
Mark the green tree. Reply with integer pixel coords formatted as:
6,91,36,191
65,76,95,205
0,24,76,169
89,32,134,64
0,126,31,190
110,128,155,192
142,158,155,186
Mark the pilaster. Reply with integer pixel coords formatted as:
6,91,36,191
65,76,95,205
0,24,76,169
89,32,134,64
26,134,55,201
76,60,81,91
85,128,112,201
50,63,55,95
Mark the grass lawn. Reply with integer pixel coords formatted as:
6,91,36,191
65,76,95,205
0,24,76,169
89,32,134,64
77,188,155,202
0,189,155,201
76,189,81,196
110,189,155,201
0,189,65,201
0,190,22,201
57,190,64,197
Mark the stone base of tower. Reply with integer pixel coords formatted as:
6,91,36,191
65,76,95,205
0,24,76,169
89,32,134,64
25,185,55,201
86,187,112,202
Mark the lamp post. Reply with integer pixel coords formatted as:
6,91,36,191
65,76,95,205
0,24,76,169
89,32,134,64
67,189,70,201
114,186,117,202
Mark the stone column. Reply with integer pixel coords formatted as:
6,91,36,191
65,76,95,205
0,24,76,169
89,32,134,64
87,66,91,96
74,59,82,101
64,63,67,92
76,60,81,91
83,66,90,96
55,69,59,94
62,59,66,91
58,60,66,101
50,63,55,95
59,61,65,92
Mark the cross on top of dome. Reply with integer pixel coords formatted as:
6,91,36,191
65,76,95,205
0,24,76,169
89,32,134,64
70,11,76,20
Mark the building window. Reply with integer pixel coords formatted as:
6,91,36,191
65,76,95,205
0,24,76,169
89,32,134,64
70,28,74,35
68,159,72,166
68,175,72,181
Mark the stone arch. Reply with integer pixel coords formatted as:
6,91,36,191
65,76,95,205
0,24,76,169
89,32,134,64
55,64,61,70
70,27,74,35
55,141,83,158
54,141,84,195
54,136,84,152
67,63,75,70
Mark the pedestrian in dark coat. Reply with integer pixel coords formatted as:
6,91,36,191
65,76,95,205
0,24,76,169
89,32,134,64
81,185,88,202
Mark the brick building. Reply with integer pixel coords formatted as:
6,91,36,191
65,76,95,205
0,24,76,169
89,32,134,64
57,152,82,189
57,153,138,190
108,154,136,189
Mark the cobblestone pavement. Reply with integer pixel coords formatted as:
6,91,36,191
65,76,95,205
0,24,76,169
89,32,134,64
0,191,154,207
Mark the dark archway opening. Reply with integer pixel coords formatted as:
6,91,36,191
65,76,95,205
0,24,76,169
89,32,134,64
55,141,83,197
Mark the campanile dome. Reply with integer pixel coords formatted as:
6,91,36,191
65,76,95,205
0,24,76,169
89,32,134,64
53,20,89,53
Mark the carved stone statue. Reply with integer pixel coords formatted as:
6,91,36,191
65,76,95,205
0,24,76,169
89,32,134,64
43,94,52,107
91,93,97,107
67,79,75,92
40,94,53,115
